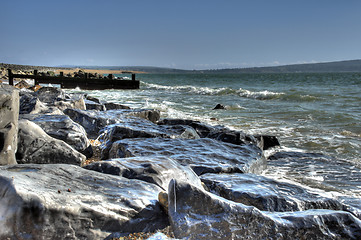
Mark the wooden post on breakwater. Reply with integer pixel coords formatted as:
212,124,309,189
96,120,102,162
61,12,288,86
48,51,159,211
6,69,140,90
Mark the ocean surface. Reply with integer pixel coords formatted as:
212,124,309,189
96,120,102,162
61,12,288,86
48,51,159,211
73,72,361,198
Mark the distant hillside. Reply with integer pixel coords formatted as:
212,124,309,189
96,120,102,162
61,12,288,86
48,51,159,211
62,60,361,74
205,59,361,73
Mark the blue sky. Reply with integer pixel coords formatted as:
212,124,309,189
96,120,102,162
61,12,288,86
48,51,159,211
1,0,361,69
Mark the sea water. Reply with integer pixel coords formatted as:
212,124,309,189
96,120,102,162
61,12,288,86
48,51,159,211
73,72,361,197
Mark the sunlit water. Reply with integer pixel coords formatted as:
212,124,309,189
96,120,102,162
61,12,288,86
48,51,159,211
68,72,361,197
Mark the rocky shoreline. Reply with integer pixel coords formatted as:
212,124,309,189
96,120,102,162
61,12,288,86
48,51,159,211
1,81,361,239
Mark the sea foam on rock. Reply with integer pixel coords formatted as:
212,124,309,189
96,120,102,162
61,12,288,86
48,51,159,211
0,164,168,239
168,179,361,240
0,84,19,165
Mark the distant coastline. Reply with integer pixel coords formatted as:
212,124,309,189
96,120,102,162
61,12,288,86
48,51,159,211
2,59,361,74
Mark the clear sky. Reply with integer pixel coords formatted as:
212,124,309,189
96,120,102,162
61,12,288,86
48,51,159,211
1,0,361,70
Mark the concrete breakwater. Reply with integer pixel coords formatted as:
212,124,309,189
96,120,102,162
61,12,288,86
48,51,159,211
0,83,361,239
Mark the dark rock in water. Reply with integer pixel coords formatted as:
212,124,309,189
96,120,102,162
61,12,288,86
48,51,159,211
201,173,344,212
20,114,92,157
64,109,161,138
85,95,101,104
17,119,86,164
0,84,19,165
84,156,203,191
0,164,168,239
105,138,266,175
213,103,226,110
254,135,280,150
104,102,131,110
158,118,279,150
168,179,361,240
85,99,106,111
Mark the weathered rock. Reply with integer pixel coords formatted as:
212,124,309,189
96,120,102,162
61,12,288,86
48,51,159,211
0,84,19,165
158,118,279,150
104,102,131,110
16,120,86,164
20,114,92,157
106,138,266,175
85,100,106,111
19,92,64,115
64,109,161,138
201,173,344,212
168,180,361,240
83,156,202,191
0,164,168,239
35,87,66,104
213,103,226,109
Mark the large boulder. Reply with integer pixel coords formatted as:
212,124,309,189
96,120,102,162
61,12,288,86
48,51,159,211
64,109,161,138
201,173,345,212
105,138,266,175
0,84,19,165
0,164,168,239
16,119,86,165
20,114,92,157
168,180,361,240
19,91,63,115
158,118,279,150
83,156,203,191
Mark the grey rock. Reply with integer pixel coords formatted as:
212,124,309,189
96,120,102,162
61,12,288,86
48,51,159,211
85,100,106,111
20,114,91,157
35,87,66,104
106,138,266,175
0,164,168,239
201,173,344,212
158,118,279,150
83,156,203,191
17,119,86,165
104,102,131,110
168,179,361,240
0,84,19,165
64,109,161,138
19,92,64,115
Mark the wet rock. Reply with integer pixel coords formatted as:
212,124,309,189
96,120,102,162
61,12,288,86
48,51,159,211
85,100,106,111
99,121,200,159
19,92,63,115
157,118,279,150
104,102,131,110
168,179,361,240
64,109,161,138
20,114,92,157
35,87,66,104
213,103,226,109
16,119,86,165
105,138,266,175
0,84,19,165
0,164,168,239
83,156,202,191
254,135,280,150
85,95,101,104
201,173,344,212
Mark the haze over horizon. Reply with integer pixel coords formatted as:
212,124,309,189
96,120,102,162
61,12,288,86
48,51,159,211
1,0,361,70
